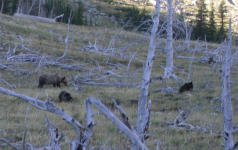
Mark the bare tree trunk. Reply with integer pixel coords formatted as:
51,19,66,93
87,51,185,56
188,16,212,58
57,11,72,61
38,0,41,16
17,0,22,13
163,0,174,78
86,97,148,150
27,0,37,15
136,0,160,146
222,18,234,150
0,0,4,13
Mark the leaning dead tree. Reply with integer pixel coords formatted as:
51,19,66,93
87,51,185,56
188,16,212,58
0,86,149,149
221,19,234,150
0,86,86,150
163,0,175,79
136,0,160,148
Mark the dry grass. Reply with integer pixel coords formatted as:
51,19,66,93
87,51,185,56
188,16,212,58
0,13,238,150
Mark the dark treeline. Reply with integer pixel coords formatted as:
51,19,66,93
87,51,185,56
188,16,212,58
0,0,229,42
192,0,228,42
0,0,85,25
105,0,229,43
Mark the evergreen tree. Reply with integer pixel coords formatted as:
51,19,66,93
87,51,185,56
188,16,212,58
207,0,217,42
192,0,208,40
217,0,228,42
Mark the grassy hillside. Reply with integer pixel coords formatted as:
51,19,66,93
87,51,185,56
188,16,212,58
0,13,238,150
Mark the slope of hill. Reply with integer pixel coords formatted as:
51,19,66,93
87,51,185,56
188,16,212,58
0,12,238,149
88,0,238,33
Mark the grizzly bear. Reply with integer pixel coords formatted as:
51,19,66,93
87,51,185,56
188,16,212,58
38,74,67,88
58,91,72,102
179,82,193,93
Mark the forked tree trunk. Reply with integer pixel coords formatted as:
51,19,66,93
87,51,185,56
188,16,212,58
136,0,160,147
163,0,174,78
222,18,234,150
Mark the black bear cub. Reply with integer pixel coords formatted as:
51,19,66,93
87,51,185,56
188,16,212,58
179,82,193,93
208,57,215,64
59,91,72,102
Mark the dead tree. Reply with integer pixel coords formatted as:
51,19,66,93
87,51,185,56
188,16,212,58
221,18,234,150
163,0,174,79
0,86,84,134
45,117,64,150
0,86,149,149
0,0,4,13
57,11,72,61
86,97,148,150
136,0,160,147
38,0,41,16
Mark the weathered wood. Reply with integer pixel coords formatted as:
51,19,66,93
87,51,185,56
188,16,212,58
167,110,209,133
222,18,234,150
0,87,84,136
82,99,95,150
136,0,160,145
57,11,71,61
0,138,18,150
86,97,148,150
76,80,140,88
14,13,56,23
113,99,132,129
45,117,64,150
163,0,174,78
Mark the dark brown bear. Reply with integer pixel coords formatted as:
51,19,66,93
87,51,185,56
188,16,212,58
179,82,193,93
58,91,72,102
38,74,67,88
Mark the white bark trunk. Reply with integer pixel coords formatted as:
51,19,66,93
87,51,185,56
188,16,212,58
86,97,148,150
17,0,22,13
57,12,71,61
38,0,41,16
136,0,160,144
222,18,234,150
0,0,4,13
163,0,174,78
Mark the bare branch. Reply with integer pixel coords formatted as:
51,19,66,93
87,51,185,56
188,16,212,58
113,99,132,129
0,87,84,136
45,117,64,150
86,97,148,150
0,138,18,150
22,106,30,150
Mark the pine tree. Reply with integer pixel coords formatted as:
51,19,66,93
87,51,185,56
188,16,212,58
192,0,208,40
217,0,228,42
207,0,217,42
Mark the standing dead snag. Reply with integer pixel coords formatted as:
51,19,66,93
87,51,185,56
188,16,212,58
57,10,72,61
163,0,175,79
221,19,234,150
136,0,160,145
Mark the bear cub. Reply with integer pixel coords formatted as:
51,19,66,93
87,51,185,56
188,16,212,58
59,91,72,102
179,82,193,93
